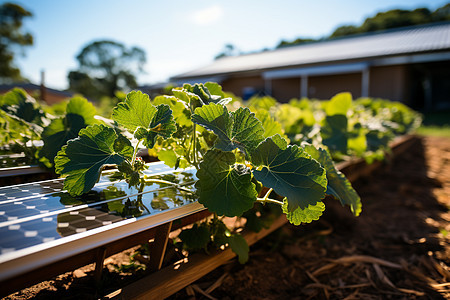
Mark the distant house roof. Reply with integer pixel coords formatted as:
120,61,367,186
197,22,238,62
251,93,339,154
172,23,450,80
0,83,73,98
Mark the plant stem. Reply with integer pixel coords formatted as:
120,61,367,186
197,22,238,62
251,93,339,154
131,140,142,167
262,188,273,200
255,188,283,205
256,197,283,206
142,178,195,194
192,124,199,169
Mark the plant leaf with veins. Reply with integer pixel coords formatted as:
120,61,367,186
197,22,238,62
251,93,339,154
112,90,176,148
255,109,287,139
195,149,257,217
172,83,231,111
40,97,99,164
251,135,327,223
304,144,361,216
192,103,264,157
153,95,192,127
55,124,133,196
282,199,325,225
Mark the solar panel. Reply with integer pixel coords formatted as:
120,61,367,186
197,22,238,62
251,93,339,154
0,162,203,281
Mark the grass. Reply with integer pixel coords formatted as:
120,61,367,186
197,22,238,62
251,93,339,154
416,125,450,138
416,111,450,138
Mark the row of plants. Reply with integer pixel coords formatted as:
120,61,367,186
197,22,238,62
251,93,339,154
144,85,421,263
244,92,421,163
0,84,421,263
0,88,103,168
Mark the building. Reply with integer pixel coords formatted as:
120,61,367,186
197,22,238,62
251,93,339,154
171,23,450,111
0,83,73,105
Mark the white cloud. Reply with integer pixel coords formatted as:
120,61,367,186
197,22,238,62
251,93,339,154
190,4,223,25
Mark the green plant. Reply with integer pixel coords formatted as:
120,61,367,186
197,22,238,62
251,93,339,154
55,82,361,224
54,82,363,262
0,88,47,164
252,92,421,163
0,88,102,168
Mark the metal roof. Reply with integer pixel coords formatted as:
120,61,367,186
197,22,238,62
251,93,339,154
172,23,450,80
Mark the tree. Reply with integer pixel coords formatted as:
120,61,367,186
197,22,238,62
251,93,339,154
431,3,450,22
68,40,146,99
0,2,33,83
329,25,360,39
282,3,449,47
276,37,317,48
360,8,431,32
215,44,239,60
330,4,448,39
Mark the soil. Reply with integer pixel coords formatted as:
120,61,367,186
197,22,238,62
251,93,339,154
3,135,450,300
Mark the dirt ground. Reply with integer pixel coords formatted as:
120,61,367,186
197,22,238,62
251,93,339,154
4,135,450,299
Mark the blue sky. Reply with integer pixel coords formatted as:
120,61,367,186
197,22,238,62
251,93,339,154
5,0,449,89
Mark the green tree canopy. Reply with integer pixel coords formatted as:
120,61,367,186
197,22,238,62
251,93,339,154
0,2,33,83
276,37,317,48
278,3,450,47
68,40,146,100
215,43,239,60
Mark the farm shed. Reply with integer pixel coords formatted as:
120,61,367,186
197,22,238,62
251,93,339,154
171,23,450,111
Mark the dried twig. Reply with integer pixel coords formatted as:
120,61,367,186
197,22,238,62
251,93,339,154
191,284,217,300
306,271,330,299
373,263,425,296
205,273,229,294
312,255,401,277
342,289,359,300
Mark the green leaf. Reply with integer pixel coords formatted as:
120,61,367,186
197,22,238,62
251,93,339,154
204,82,225,98
251,135,327,213
112,91,176,148
326,92,352,116
153,95,192,127
158,148,178,167
154,138,190,169
318,147,361,196
55,124,133,196
321,115,348,153
255,110,287,139
184,83,212,104
304,144,362,216
348,130,367,156
112,90,153,131
248,96,277,111
195,149,257,217
178,224,211,251
183,82,231,105
366,130,392,152
66,97,98,125
282,200,325,225
0,88,45,125
228,234,249,264
39,97,100,164
39,114,86,164
173,83,231,111
172,88,203,111
0,108,41,142
192,103,264,157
